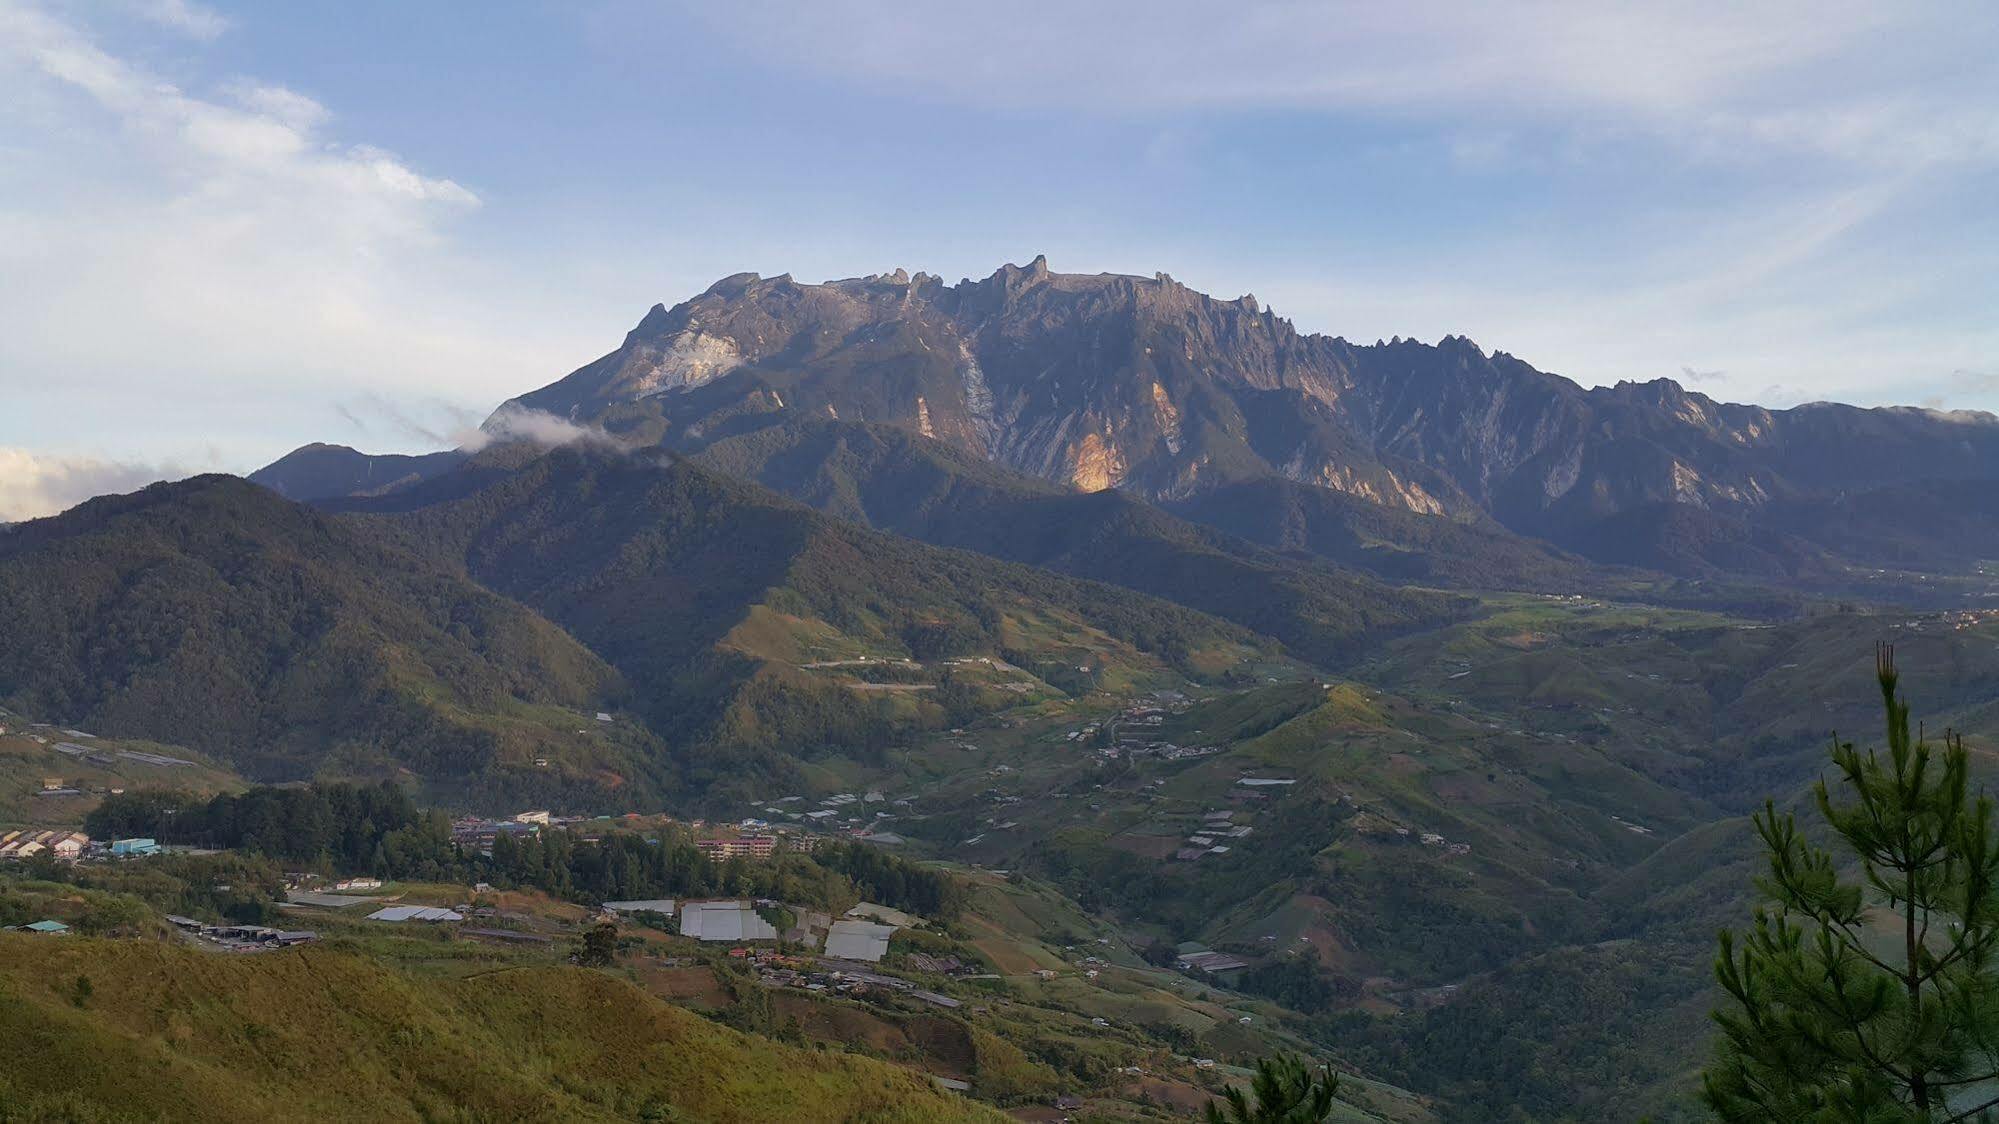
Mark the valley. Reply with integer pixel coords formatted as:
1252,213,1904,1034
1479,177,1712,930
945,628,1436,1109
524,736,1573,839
6,261,1999,1121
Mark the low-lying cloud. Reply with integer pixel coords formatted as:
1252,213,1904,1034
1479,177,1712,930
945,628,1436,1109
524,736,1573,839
461,404,624,453
0,448,193,522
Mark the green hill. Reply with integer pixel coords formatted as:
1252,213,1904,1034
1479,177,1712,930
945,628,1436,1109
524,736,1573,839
348,446,1283,797
0,935,1001,1123
690,420,1471,665
0,476,659,810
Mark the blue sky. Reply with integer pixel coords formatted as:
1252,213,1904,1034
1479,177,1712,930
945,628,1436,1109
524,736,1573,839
1,0,1994,518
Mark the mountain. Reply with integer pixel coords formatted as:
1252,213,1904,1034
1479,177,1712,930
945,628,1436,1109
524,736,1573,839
0,475,649,807
685,419,1472,664
340,445,1289,797
250,442,464,503
482,259,1999,587
1160,474,1594,590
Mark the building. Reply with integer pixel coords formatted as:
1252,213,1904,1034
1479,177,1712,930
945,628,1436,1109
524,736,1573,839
676,900,777,942
332,877,383,892
1174,950,1248,974
0,829,88,860
366,906,465,923
602,899,677,917
450,818,538,853
823,919,898,963
693,835,777,860
24,920,69,934
844,902,919,928
109,837,160,857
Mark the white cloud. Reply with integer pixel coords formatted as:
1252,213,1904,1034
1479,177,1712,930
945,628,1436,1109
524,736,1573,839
0,448,193,521
465,404,624,453
0,1,601,474
128,0,227,40
690,1,1995,169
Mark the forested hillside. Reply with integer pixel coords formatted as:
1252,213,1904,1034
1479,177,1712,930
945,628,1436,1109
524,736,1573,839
0,477,654,807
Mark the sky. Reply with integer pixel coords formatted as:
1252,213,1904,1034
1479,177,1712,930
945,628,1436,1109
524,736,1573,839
1,0,1995,519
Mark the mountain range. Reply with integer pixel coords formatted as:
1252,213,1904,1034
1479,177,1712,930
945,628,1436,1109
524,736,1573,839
10,258,1999,1120
261,257,1999,592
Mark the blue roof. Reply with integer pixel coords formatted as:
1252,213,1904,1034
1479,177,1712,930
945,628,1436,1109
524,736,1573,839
25,920,68,932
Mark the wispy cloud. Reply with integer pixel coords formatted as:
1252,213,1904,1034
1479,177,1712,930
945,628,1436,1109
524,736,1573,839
128,0,228,40
691,1,1994,168
331,393,484,448
466,404,623,452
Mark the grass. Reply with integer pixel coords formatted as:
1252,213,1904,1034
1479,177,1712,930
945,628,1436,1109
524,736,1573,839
0,935,1005,1123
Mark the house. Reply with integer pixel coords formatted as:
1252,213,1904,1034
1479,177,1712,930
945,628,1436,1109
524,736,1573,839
0,829,89,861
109,837,160,857
332,877,383,892
451,818,537,852
514,810,552,826
23,920,68,934
693,835,777,860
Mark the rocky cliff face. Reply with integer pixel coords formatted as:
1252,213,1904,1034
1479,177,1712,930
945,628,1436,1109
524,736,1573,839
495,258,1999,561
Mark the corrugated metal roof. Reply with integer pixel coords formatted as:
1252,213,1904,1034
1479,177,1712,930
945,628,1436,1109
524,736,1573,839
603,899,676,916
367,905,464,922
823,919,897,962
677,901,776,942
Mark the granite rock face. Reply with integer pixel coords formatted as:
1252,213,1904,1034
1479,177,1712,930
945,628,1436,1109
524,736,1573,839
493,258,1999,563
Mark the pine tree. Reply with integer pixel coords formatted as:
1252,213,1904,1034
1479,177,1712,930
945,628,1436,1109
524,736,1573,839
1203,1055,1340,1123
1703,645,1999,1122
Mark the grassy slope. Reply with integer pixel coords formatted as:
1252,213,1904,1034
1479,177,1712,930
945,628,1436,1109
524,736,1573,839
0,723,243,825
0,936,1002,1123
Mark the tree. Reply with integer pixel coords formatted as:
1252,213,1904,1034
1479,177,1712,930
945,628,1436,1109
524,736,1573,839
575,921,619,968
1204,1055,1340,1124
1704,646,1999,1122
